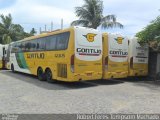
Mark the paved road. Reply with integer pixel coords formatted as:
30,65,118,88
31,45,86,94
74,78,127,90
0,70,160,113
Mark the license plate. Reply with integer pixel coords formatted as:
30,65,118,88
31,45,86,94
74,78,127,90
140,70,143,73
86,73,92,76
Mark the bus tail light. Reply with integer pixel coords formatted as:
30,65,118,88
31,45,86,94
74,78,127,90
70,54,74,72
104,56,108,70
130,57,133,69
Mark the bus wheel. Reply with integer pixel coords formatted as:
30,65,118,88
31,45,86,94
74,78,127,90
37,67,45,81
11,64,14,72
45,68,53,82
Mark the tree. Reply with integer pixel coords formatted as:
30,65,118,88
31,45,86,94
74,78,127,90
71,0,123,29
136,16,160,50
0,14,13,44
30,28,36,35
2,34,12,44
0,14,36,44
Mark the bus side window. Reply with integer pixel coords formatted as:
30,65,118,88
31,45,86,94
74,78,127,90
21,42,25,52
11,43,18,53
24,42,29,52
37,43,39,50
29,41,36,51
56,32,70,50
46,36,57,50
37,38,46,51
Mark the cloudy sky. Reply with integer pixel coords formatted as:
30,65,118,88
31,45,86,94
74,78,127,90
0,0,159,36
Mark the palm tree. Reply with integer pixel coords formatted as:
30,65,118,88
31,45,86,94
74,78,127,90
2,34,12,44
71,0,123,29
30,28,37,35
0,14,14,44
0,14,35,44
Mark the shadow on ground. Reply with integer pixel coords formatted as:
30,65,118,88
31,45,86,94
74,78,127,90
86,79,124,85
3,70,158,91
117,76,160,90
1,70,124,90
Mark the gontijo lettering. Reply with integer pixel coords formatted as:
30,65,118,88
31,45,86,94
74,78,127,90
110,50,128,57
27,53,45,59
77,48,101,56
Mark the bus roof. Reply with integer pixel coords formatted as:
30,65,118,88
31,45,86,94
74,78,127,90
13,26,98,43
16,27,73,43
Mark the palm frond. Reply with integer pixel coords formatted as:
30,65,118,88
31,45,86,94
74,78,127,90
71,0,123,29
70,20,89,27
102,15,116,22
75,7,92,20
101,21,123,29
0,13,12,29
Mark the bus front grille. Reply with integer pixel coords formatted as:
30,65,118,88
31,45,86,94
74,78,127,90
57,64,67,78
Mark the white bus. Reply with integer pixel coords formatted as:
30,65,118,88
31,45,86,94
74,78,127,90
3,44,9,69
128,37,149,76
0,44,3,69
0,44,9,69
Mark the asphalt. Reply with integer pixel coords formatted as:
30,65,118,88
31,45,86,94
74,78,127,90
0,70,160,113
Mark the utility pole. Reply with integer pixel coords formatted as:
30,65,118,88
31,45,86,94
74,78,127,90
45,24,47,32
39,27,41,34
61,19,63,29
51,21,53,31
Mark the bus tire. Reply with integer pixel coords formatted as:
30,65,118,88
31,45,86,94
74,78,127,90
37,67,45,81
11,64,14,72
45,68,54,82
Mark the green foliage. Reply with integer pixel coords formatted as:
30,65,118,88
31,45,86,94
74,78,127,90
71,0,123,29
2,34,12,44
30,28,37,35
136,16,160,50
0,14,36,44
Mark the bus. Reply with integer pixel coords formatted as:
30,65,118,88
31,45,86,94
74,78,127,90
0,44,3,69
9,27,103,82
0,44,7,69
102,33,129,79
128,37,149,76
3,44,10,69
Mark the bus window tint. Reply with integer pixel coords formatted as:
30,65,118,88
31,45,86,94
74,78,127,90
11,43,15,53
46,36,57,50
37,38,46,51
11,32,70,53
11,43,19,53
30,41,37,51
20,42,25,51
25,42,32,51
56,32,70,50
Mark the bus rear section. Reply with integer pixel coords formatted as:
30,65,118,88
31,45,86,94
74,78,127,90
0,44,7,69
2,44,9,69
102,33,128,79
128,37,149,76
0,44,3,69
71,27,102,81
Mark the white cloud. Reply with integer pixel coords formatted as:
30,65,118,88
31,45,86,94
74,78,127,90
0,0,80,32
0,0,160,35
102,0,160,36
